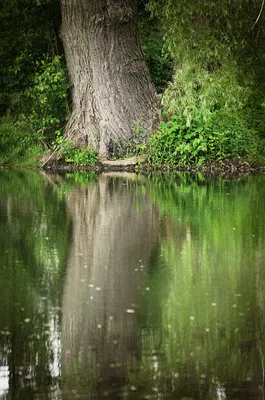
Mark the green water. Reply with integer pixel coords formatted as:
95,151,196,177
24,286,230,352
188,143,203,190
1,169,265,399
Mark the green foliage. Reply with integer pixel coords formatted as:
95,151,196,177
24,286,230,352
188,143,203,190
138,1,173,90
147,0,265,164
148,115,207,166
0,118,41,165
0,55,69,165
148,108,263,166
63,147,98,166
22,55,69,143
53,133,98,166
0,0,62,117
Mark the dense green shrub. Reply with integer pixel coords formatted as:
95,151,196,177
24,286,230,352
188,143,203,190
22,55,69,144
148,115,207,166
147,0,265,165
148,111,262,167
0,119,41,165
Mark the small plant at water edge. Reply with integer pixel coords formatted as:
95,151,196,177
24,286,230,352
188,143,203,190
53,134,98,166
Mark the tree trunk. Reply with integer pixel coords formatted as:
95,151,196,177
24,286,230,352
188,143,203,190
60,0,159,159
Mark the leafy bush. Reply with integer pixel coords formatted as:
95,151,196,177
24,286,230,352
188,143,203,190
147,0,265,165
0,118,41,165
53,133,98,166
148,115,207,166
148,111,262,167
22,55,69,144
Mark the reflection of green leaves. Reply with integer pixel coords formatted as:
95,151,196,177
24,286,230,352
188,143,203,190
136,173,265,396
0,169,70,391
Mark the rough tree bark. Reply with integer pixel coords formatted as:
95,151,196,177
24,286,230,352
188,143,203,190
60,0,159,159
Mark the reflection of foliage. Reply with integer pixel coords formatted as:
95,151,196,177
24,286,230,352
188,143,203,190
0,169,70,394
134,174,265,397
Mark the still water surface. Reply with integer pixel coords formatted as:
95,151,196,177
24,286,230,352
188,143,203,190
0,169,265,399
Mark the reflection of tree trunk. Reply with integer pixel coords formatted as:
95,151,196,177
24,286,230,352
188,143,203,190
61,174,158,393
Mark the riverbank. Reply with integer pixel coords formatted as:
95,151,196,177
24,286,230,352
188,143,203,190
1,155,265,178
38,155,265,177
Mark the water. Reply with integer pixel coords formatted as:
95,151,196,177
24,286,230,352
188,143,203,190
1,169,265,399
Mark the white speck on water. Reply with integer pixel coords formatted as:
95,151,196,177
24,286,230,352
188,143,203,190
211,303,217,307
190,316,195,320
90,296,93,300
97,324,102,329
96,287,101,291
109,316,113,320
146,287,150,291
84,265,87,268
135,268,138,271
173,372,179,378
24,318,31,323
80,279,85,282
205,328,210,332
126,309,135,314
130,386,136,391
88,284,94,288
